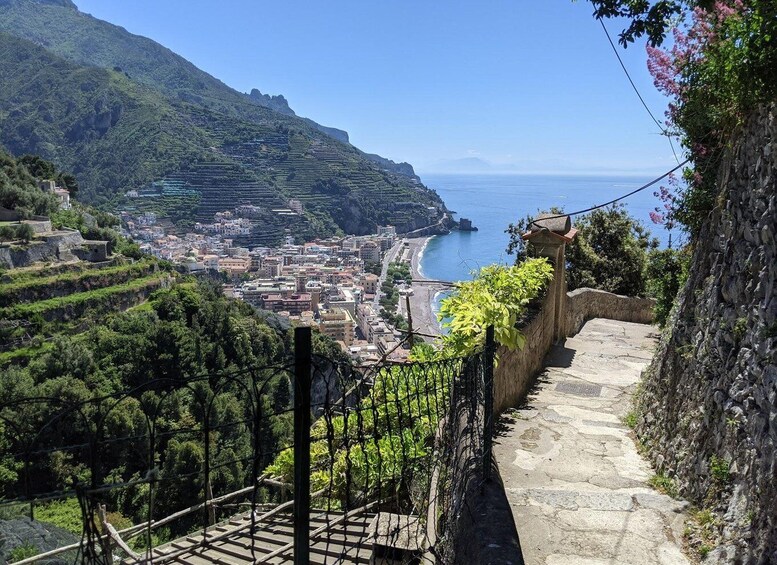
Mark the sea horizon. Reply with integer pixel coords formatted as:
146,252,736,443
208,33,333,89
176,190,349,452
418,172,681,320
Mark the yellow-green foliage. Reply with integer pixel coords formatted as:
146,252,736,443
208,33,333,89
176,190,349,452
34,498,83,535
265,361,451,508
438,259,554,356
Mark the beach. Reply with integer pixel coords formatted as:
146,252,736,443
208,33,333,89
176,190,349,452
398,236,448,341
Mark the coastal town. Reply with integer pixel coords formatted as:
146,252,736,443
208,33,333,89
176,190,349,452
120,205,445,364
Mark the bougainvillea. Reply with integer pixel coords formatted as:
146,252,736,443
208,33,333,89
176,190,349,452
594,0,776,237
640,0,776,236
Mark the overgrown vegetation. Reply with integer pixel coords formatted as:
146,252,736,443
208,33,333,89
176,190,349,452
649,473,679,499
646,246,691,326
0,281,315,538
506,205,656,297
437,259,554,357
593,0,777,238
684,507,721,560
0,148,58,218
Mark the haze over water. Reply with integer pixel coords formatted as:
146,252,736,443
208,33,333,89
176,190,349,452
418,173,677,285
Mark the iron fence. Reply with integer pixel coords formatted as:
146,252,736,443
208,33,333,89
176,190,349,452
0,326,495,564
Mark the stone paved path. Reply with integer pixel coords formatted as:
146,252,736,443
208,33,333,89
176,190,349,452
494,318,690,565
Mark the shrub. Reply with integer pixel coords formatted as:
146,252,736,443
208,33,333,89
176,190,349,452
646,246,690,326
15,223,35,243
507,205,656,297
438,259,554,357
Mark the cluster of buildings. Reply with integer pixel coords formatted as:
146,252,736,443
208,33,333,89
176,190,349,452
227,227,406,363
121,207,407,362
38,180,71,210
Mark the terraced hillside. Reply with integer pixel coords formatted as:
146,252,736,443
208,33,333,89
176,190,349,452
0,0,449,238
0,258,170,365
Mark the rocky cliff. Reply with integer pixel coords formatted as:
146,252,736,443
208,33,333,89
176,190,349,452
636,104,777,563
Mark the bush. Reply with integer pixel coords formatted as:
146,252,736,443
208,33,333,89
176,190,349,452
15,223,35,244
646,247,690,326
438,259,554,356
566,206,657,296
507,205,657,297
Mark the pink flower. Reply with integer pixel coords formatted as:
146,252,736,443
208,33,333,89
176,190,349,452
649,210,665,225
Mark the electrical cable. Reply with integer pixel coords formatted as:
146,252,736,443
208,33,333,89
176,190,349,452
529,158,689,227
598,19,683,165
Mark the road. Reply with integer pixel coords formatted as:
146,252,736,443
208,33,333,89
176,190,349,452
373,239,404,311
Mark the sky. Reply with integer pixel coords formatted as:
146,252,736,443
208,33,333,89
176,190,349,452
74,0,680,175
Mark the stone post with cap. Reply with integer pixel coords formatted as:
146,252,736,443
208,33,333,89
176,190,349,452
521,214,578,342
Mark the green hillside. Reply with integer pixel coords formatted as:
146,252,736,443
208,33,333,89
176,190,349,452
0,0,297,122
0,32,445,239
0,1,446,240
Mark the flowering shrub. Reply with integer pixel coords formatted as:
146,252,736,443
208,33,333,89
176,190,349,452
642,0,777,235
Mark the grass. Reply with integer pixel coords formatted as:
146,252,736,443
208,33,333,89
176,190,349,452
9,543,38,563
648,473,679,499
0,340,55,365
684,508,721,560
623,410,638,429
34,498,83,536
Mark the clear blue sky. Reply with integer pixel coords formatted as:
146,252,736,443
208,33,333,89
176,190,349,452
75,0,679,175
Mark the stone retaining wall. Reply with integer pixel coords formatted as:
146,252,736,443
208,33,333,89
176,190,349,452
494,284,557,415
635,104,777,563
493,285,655,415
565,288,655,337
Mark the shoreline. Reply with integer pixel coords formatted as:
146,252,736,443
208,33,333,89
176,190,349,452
403,236,446,340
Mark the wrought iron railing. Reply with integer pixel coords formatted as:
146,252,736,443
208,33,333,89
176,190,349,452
0,326,495,564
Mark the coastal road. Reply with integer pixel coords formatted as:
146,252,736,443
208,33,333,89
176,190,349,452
373,240,404,311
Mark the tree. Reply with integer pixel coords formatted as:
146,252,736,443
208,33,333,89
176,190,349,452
272,374,292,413
0,225,15,241
56,172,79,198
566,206,657,296
18,155,57,180
0,150,58,217
506,205,657,297
646,247,690,326
15,223,35,244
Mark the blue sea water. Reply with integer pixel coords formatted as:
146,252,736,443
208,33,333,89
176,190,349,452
417,173,679,314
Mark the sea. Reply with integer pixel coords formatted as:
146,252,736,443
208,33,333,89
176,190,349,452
417,173,680,316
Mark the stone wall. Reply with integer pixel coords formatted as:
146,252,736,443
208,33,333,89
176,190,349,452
565,288,655,337
636,104,777,563
494,283,557,415
0,230,83,268
493,283,655,415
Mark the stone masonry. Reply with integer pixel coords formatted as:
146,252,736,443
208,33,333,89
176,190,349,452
495,319,689,564
636,104,777,562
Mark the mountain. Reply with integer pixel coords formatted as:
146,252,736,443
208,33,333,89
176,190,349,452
0,1,445,240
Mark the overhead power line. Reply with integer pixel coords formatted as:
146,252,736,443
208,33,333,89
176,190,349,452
598,19,682,165
529,158,689,226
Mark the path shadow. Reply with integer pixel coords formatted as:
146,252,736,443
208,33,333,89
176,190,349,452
545,340,577,369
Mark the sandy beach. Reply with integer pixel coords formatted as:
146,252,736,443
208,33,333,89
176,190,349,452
398,237,449,341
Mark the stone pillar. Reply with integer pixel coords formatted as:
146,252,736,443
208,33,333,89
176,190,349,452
521,214,577,342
